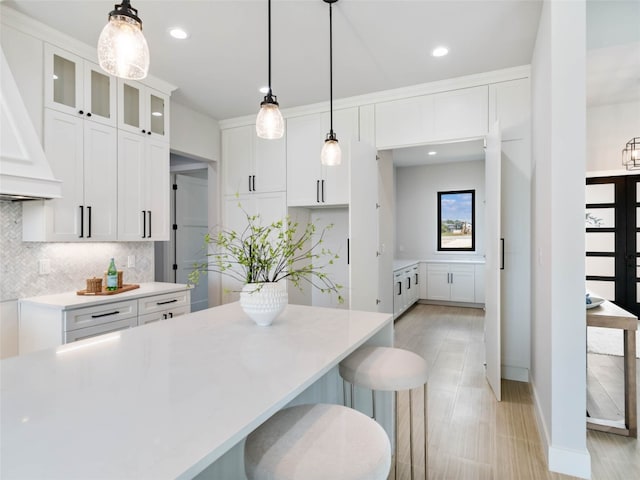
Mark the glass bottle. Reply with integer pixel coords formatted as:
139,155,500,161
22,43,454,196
106,258,118,291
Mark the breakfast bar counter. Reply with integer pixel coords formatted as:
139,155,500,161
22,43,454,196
1,303,393,479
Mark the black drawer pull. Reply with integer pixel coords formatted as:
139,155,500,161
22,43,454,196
156,299,178,305
91,310,120,318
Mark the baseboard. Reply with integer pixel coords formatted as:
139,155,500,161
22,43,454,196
501,365,529,382
418,299,484,309
530,379,591,479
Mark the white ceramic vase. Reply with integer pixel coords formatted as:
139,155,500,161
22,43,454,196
239,282,288,326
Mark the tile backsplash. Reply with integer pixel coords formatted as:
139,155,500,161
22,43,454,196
0,202,154,301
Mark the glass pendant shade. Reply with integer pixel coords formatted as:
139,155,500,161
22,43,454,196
256,98,284,139
321,136,342,166
98,14,149,80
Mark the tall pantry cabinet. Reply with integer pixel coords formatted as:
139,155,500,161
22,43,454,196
22,42,173,242
24,45,117,241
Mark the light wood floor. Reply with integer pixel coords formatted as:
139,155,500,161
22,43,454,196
390,303,640,479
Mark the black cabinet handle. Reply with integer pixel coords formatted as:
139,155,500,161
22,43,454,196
86,206,92,238
156,299,178,305
398,281,402,295
252,175,256,191
500,238,505,270
147,131,151,136
168,312,173,318
407,277,411,289
347,238,350,265
248,176,252,192
79,205,84,238
78,110,84,115
162,313,167,320
415,273,418,285
148,210,152,238
316,180,320,203
91,310,120,319
86,112,92,117
142,129,146,134
142,211,147,238
321,180,325,203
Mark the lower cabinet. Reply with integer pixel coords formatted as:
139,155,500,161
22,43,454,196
393,263,420,318
19,287,191,355
425,263,477,303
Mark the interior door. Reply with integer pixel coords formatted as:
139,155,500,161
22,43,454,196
349,140,379,311
176,174,208,312
484,121,502,401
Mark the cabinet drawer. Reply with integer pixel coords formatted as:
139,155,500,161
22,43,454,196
138,306,190,325
138,290,190,315
64,317,137,343
64,300,138,332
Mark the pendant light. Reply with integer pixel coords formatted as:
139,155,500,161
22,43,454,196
321,0,341,166
622,137,640,170
97,0,150,80
256,0,284,139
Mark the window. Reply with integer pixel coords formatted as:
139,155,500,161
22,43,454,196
437,190,475,251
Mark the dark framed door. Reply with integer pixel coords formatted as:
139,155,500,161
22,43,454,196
585,175,640,316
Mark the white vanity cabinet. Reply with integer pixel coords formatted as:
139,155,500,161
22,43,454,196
18,284,190,355
222,125,286,195
286,108,358,207
425,262,477,303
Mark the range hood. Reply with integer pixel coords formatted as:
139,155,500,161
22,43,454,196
0,48,61,201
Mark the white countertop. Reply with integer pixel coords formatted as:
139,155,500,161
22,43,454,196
19,282,190,309
393,258,485,270
0,302,392,479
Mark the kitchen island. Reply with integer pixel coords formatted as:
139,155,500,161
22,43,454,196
1,302,393,479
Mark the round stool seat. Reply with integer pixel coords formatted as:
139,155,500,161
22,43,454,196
244,403,391,480
339,346,428,391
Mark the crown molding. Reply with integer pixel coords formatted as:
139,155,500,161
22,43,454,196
219,65,531,130
0,5,177,94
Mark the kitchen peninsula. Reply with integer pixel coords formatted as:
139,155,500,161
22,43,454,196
1,302,393,479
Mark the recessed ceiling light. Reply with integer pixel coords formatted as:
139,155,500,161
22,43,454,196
169,28,189,40
259,86,270,94
432,46,449,57
151,111,163,117
428,151,437,156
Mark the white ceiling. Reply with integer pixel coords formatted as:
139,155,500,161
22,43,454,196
4,0,544,121
392,139,485,167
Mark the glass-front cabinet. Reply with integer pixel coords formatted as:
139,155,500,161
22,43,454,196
118,80,170,142
44,44,116,127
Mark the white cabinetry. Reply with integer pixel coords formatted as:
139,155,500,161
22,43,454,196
118,79,170,142
18,286,191,355
23,109,117,241
117,131,170,241
222,125,286,195
474,264,485,304
44,44,116,127
393,262,419,318
489,78,530,141
137,290,191,325
425,263,475,303
375,86,488,149
286,108,358,207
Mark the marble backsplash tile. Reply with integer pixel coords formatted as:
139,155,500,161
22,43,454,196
0,202,154,301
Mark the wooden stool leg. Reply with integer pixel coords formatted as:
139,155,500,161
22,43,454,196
409,388,414,480
424,383,428,479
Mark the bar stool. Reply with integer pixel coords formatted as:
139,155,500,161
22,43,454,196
244,403,391,480
339,346,428,480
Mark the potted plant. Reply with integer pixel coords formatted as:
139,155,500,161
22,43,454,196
189,204,343,326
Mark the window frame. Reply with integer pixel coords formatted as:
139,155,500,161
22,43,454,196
437,189,476,252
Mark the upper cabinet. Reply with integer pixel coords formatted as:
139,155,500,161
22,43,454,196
375,85,488,149
44,44,117,127
286,107,358,207
489,78,530,141
222,125,286,196
118,79,170,142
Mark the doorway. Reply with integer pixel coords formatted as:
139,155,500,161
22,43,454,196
586,175,640,316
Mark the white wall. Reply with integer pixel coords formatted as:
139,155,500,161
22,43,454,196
531,1,590,478
587,100,640,173
394,160,485,261
170,102,221,163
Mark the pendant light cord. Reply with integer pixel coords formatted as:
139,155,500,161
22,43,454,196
268,0,272,96
329,1,334,135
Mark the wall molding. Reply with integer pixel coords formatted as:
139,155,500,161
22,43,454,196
501,365,529,382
